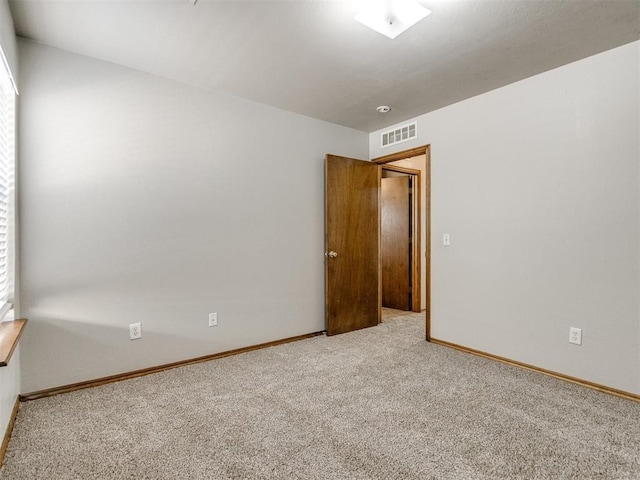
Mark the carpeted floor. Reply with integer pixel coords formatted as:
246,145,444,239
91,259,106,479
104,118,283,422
2,310,639,479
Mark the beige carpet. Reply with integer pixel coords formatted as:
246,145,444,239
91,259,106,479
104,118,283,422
2,310,639,479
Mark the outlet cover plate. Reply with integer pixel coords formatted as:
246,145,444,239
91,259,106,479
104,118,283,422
129,323,142,340
209,312,218,327
569,327,582,345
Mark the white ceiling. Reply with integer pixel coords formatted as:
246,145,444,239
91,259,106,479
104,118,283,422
9,0,640,132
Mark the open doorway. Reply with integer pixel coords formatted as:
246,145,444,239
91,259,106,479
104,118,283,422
373,146,431,340
323,146,430,340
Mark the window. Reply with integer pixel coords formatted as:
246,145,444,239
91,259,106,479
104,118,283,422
0,47,16,320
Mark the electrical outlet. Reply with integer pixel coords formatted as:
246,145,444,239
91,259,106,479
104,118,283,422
129,323,142,340
569,327,582,345
209,312,218,327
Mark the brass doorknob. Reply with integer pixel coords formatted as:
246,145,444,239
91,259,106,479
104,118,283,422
326,251,338,258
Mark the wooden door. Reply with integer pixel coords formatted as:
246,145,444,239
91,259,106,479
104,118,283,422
381,176,411,310
325,154,380,336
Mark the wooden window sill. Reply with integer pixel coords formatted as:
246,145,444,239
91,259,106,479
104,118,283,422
0,319,27,367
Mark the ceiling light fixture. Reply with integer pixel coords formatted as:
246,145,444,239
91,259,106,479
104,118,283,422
354,0,431,39
376,105,392,113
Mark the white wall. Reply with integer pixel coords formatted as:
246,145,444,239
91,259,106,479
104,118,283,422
371,41,640,395
18,40,368,393
0,345,20,433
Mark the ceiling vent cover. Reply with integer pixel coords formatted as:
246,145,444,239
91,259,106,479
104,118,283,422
381,122,417,147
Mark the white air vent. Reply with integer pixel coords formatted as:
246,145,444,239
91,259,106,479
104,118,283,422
381,122,417,148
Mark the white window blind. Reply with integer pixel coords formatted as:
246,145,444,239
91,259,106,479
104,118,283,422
0,49,15,319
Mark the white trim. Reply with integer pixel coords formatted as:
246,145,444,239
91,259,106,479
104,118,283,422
0,47,17,96
0,302,12,322
0,47,15,320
